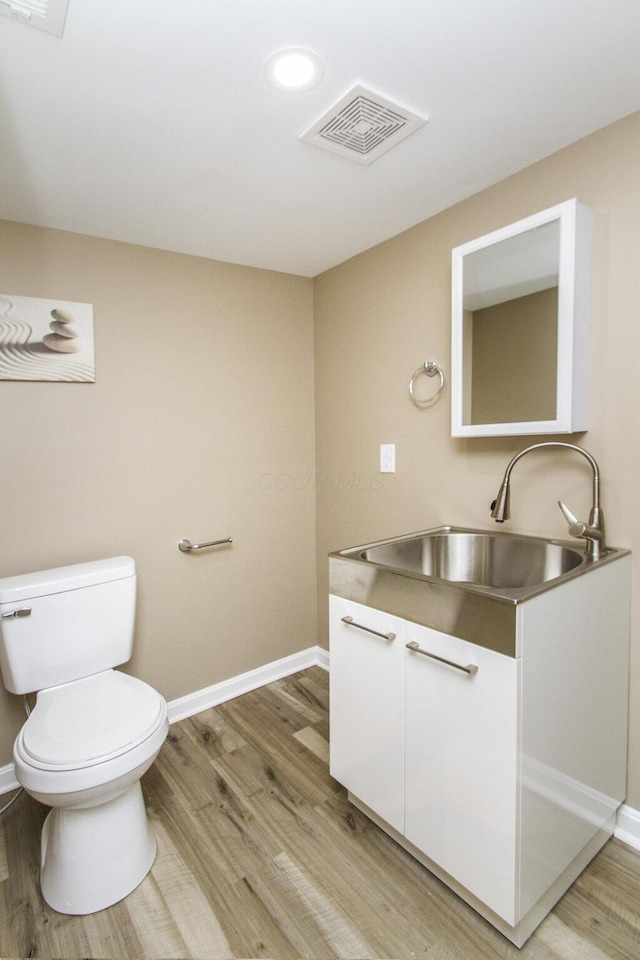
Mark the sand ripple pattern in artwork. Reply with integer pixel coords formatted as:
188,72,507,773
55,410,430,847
0,315,94,382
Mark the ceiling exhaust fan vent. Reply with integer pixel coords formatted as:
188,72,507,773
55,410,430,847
0,0,69,36
300,84,428,165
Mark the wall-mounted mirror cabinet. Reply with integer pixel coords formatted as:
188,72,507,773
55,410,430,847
451,199,592,438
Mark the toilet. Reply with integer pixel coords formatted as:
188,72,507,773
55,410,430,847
0,556,169,915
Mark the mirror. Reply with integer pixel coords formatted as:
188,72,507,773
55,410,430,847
451,199,592,438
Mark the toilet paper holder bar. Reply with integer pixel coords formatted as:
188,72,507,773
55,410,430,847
178,537,233,552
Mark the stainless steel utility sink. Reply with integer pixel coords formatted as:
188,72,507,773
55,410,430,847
358,530,583,590
329,527,627,657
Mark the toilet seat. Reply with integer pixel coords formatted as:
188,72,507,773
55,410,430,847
18,670,166,771
20,670,165,769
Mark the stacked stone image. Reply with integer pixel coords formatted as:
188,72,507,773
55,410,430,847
43,308,85,354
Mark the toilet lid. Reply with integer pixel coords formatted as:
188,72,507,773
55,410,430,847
21,670,166,767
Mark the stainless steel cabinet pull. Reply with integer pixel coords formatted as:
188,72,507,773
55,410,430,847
406,640,478,676
178,537,232,552
341,615,396,641
1,607,31,619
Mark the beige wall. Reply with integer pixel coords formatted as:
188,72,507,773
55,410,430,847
314,111,640,804
0,223,317,766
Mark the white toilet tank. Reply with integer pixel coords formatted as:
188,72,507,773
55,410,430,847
0,557,136,695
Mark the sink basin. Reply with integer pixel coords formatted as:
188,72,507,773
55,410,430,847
358,530,584,590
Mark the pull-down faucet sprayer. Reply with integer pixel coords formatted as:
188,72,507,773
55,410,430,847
490,441,605,559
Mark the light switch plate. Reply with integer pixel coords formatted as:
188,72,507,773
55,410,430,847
380,443,396,473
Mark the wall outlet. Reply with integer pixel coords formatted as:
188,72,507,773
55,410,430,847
380,443,396,473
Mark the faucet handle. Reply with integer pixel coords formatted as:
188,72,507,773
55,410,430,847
558,500,588,537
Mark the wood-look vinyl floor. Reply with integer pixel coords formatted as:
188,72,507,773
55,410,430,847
2,666,640,959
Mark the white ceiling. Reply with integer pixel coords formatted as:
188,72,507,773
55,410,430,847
1,0,639,277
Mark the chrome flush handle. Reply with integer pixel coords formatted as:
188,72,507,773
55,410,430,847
1,607,31,619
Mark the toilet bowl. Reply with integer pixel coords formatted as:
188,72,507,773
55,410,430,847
14,671,168,914
0,557,169,915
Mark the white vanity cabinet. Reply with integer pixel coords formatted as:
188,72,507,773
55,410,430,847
404,623,520,924
329,553,631,947
329,596,405,833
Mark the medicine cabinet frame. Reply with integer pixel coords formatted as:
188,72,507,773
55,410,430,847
451,199,592,438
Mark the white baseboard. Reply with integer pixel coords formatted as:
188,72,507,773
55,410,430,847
613,803,640,851
0,763,19,796
166,644,329,723
0,645,330,796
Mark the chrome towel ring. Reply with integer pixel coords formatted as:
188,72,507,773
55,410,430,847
409,360,445,406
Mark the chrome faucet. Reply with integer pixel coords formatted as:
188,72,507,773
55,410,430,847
490,442,605,559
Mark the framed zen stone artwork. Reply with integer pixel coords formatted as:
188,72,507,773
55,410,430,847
0,293,95,382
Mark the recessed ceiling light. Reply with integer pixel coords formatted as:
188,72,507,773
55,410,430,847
265,49,324,92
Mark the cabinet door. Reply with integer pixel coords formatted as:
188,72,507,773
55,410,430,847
329,596,405,833
404,622,520,925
